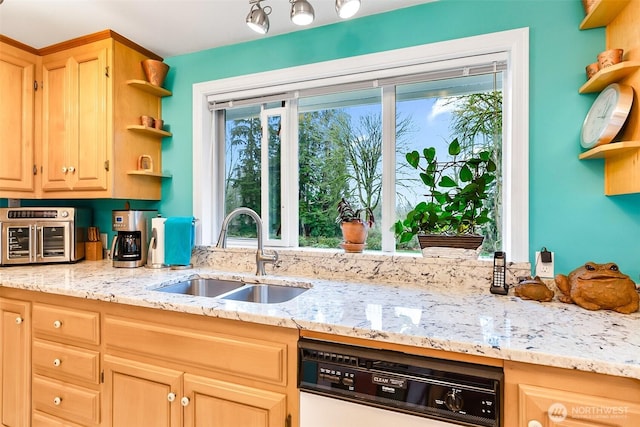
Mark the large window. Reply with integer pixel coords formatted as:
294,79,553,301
193,29,529,261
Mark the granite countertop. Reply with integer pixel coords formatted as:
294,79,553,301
1,258,639,381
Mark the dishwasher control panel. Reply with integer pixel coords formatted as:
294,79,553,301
299,339,502,427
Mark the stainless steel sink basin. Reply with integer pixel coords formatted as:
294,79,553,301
154,278,245,297
220,284,309,304
154,277,310,303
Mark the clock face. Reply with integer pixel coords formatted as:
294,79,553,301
581,83,634,149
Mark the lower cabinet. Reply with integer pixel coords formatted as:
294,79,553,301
103,355,287,427
102,312,297,427
505,361,640,427
103,355,181,427
0,298,31,427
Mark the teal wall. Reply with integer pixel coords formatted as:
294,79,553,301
161,0,640,282
6,0,639,281
160,0,640,280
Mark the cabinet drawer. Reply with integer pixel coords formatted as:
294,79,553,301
33,339,100,384
33,375,100,426
105,315,287,385
33,303,100,345
33,411,85,427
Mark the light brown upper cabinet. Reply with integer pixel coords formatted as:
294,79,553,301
0,39,38,193
0,30,171,200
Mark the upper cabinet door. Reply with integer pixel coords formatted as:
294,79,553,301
41,42,110,193
41,55,71,191
0,43,37,193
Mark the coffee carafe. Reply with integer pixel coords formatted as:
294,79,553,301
111,210,157,268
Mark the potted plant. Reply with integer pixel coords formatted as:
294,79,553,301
394,138,497,251
336,198,375,253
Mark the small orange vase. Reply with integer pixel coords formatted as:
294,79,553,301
142,59,170,87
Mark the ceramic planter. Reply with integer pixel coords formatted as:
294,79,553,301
340,220,368,252
418,234,484,250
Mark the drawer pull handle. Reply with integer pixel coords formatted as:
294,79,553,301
53,358,61,367
180,396,190,407
167,393,176,402
53,396,62,406
53,320,62,329
15,317,23,325
527,421,543,427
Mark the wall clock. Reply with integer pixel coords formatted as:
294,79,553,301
581,83,634,149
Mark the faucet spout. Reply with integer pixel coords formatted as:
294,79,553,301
216,207,278,275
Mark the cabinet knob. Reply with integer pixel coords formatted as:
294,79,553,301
527,421,543,427
180,396,190,407
53,396,62,406
53,358,61,367
62,167,67,173
167,392,176,402
68,166,76,173
53,320,62,329
15,317,23,325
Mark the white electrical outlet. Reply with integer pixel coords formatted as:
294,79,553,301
535,251,555,278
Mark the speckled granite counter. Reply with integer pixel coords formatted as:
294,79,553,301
1,249,639,381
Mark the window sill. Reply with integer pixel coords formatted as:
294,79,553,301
192,246,531,290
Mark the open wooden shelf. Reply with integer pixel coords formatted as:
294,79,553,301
579,141,640,195
579,0,631,29
579,61,640,93
579,140,640,159
126,125,172,137
126,79,172,97
127,170,173,178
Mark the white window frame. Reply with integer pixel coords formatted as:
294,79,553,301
193,28,529,261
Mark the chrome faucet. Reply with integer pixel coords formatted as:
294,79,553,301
216,207,278,276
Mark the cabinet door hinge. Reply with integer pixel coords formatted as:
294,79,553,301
33,165,37,175
285,414,291,427
34,81,38,91
105,66,110,77
104,160,110,171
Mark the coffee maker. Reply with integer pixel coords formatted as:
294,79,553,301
111,210,157,268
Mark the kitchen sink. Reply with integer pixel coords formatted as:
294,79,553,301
219,284,308,304
154,278,245,297
153,277,310,303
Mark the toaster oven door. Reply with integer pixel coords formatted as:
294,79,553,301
1,223,35,264
36,222,71,262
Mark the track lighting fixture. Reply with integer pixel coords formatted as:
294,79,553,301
335,0,360,19
247,0,361,36
290,0,315,26
246,0,271,35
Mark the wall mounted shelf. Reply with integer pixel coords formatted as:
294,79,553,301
579,141,640,195
126,125,172,137
579,0,631,29
127,170,173,178
126,79,172,97
579,61,640,93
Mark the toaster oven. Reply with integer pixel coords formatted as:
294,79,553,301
0,207,91,265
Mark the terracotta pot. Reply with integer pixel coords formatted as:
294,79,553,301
418,234,484,250
142,59,170,87
585,62,599,80
140,115,155,127
597,49,623,70
340,220,368,245
581,0,597,15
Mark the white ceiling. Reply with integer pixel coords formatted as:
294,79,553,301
0,0,433,58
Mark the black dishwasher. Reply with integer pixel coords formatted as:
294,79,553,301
298,338,502,427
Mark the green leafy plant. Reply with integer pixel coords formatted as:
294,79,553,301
394,138,496,244
336,197,375,228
